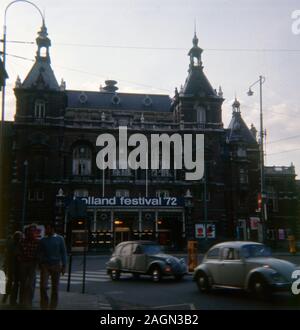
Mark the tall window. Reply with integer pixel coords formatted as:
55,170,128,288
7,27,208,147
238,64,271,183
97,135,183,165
74,189,89,197
116,190,130,197
196,106,206,123
34,100,46,119
156,190,169,198
72,145,92,176
239,168,248,184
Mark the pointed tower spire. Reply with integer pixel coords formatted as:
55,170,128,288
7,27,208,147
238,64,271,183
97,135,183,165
232,97,241,113
188,27,203,68
36,20,51,63
21,22,59,90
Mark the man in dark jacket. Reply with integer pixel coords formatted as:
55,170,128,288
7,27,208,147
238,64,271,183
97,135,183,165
39,223,67,310
18,225,39,309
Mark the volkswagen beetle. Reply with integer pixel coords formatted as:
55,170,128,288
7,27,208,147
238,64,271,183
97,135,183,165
193,241,299,298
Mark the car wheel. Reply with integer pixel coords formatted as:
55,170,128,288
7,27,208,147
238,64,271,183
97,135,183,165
250,275,271,300
196,272,211,293
110,269,121,281
151,267,162,283
174,274,184,281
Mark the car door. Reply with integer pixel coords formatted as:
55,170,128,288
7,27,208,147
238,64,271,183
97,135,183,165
130,243,147,272
218,247,246,287
204,247,222,284
120,243,133,270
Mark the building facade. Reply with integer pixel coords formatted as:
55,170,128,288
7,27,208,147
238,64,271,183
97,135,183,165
4,24,297,251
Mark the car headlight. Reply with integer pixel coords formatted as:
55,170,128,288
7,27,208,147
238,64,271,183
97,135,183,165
270,272,286,283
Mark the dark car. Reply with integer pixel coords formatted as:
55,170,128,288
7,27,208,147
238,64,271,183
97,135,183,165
106,241,187,282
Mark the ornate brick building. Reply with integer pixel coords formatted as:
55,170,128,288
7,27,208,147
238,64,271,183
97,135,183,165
4,24,280,251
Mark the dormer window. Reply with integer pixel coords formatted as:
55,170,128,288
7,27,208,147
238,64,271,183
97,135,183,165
196,106,206,123
34,100,46,119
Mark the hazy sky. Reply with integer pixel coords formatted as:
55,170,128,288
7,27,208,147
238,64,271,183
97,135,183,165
1,0,300,175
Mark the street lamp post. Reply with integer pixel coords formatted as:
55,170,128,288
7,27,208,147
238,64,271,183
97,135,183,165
0,1,44,227
21,160,28,230
247,75,266,242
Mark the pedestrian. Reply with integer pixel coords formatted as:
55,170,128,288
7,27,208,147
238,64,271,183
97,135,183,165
18,224,39,309
2,231,23,307
39,223,67,310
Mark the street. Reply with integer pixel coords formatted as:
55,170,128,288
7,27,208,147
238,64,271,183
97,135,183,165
51,254,300,310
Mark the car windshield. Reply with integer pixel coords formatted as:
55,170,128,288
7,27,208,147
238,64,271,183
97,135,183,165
241,244,272,258
142,244,163,255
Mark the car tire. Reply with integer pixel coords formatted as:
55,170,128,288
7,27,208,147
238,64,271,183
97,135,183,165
110,269,121,281
151,267,162,283
196,272,211,293
250,275,271,300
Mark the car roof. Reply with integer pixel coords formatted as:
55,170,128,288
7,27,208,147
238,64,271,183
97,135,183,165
209,241,263,250
116,241,158,247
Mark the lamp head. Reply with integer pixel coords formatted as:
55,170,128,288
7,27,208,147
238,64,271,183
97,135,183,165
247,88,254,96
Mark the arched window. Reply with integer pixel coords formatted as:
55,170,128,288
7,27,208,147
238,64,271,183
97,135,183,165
72,145,92,176
34,100,46,119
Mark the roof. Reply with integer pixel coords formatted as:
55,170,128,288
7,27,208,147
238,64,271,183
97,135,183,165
66,90,172,112
211,241,263,249
227,112,257,144
22,59,59,90
182,66,217,97
265,166,296,176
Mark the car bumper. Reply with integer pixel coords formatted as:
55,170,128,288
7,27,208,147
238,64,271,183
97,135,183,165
270,282,292,292
161,264,187,277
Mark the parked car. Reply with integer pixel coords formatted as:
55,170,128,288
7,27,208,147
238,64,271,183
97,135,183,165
193,241,299,298
106,241,187,282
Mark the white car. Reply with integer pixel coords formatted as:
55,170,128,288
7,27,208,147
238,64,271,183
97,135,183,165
193,241,299,298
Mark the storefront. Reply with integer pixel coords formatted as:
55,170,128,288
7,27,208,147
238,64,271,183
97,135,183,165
75,197,186,251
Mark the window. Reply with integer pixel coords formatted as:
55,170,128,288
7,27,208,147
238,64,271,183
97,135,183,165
222,247,240,260
196,106,206,123
36,191,44,201
206,248,220,259
74,189,89,198
156,190,169,198
116,189,130,197
72,145,92,176
28,190,44,201
239,168,248,184
237,147,247,158
120,244,132,256
34,100,46,119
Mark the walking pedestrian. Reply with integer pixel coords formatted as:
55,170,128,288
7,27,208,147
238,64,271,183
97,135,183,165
39,223,67,310
19,224,39,309
2,231,23,307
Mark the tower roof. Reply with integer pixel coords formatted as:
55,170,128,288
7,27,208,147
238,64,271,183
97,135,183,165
182,32,217,98
227,99,257,144
21,23,59,90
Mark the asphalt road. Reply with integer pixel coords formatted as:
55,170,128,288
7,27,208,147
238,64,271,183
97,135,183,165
58,254,300,310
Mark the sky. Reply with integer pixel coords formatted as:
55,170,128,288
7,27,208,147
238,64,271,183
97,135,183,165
1,0,300,175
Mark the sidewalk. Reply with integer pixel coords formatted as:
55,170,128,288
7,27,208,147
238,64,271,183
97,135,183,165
0,290,112,310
